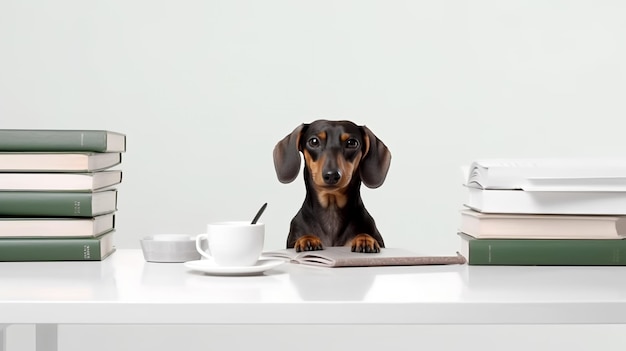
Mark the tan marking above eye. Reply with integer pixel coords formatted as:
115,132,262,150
318,131,327,141
341,133,351,142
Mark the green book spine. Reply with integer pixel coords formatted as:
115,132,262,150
0,232,114,261
0,190,117,217
0,191,99,217
462,235,626,265
0,130,125,152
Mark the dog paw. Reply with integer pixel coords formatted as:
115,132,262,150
294,235,324,252
351,234,381,253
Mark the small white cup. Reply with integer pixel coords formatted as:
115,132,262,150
196,221,265,267
140,234,199,263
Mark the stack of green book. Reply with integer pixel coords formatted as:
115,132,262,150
0,129,126,261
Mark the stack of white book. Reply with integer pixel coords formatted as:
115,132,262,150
458,158,626,265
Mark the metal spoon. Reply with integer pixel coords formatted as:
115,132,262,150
251,202,268,225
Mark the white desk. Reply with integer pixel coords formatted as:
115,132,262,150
2,249,626,351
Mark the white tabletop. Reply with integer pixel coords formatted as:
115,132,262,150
1,249,626,325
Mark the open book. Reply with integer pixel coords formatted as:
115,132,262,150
262,246,466,268
463,158,626,191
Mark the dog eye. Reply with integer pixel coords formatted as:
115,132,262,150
346,139,359,149
308,137,320,148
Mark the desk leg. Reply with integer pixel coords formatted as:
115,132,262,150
35,324,58,351
0,324,8,351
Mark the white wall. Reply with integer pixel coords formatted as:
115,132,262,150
2,1,626,350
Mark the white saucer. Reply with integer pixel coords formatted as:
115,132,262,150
184,258,285,276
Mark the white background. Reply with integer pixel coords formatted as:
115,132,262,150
2,1,626,350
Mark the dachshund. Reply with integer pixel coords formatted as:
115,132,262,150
273,120,391,253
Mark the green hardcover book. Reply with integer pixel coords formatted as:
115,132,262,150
0,129,126,152
0,190,117,217
459,233,626,266
0,231,116,261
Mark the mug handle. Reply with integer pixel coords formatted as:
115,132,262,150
195,234,212,260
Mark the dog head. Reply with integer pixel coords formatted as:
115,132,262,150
273,120,391,190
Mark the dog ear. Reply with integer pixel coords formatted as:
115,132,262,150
273,124,307,184
360,126,391,188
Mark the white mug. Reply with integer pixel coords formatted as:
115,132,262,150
195,221,265,267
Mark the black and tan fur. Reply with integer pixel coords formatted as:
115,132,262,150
273,120,391,253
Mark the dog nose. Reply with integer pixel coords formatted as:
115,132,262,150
323,170,341,185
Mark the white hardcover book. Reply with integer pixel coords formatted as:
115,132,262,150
0,213,115,238
0,171,122,191
0,152,121,172
459,209,626,239
464,186,626,215
523,177,626,191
